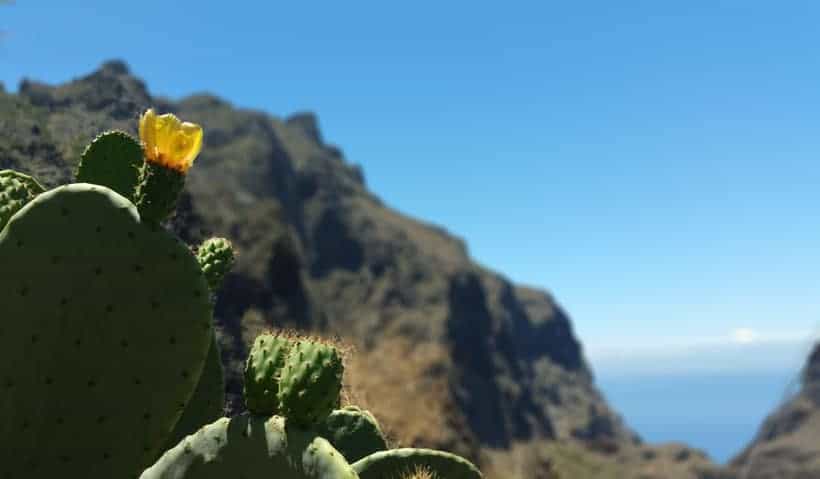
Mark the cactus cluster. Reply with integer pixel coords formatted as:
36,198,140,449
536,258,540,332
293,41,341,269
0,110,483,479
144,331,482,479
0,112,232,478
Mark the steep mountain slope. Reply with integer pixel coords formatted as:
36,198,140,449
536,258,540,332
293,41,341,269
0,60,721,478
726,342,820,479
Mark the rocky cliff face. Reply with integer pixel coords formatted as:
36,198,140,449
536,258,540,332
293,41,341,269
724,343,820,479
1,60,726,478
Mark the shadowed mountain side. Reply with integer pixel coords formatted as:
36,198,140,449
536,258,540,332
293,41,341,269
0,60,732,478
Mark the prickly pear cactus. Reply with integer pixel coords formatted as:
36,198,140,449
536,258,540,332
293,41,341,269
161,230,234,453
278,339,344,427
244,332,294,415
0,169,44,230
140,414,358,479
76,130,144,200
351,448,483,479
162,332,225,453
135,108,202,223
196,237,236,292
317,406,388,463
0,183,213,477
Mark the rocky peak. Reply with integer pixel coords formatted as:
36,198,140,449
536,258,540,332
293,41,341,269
19,58,149,118
286,111,324,144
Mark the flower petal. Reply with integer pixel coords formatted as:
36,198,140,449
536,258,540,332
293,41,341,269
137,109,203,173
178,122,203,169
139,109,158,157
154,113,183,157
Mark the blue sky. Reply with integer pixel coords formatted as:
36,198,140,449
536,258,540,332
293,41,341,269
2,1,819,376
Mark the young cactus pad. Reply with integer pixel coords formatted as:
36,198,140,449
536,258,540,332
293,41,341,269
351,449,483,479
317,406,388,463
278,339,344,427
244,332,294,415
196,237,236,292
140,414,359,479
76,130,144,201
0,169,44,230
0,184,213,478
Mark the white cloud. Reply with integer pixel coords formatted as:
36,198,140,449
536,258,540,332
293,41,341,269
730,328,759,344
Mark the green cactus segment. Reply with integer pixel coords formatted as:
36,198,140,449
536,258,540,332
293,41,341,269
140,414,358,479
352,449,483,479
162,332,225,453
300,431,359,479
318,406,388,463
244,333,293,415
0,169,45,231
196,237,236,292
76,130,144,201
278,340,344,427
135,161,186,223
0,184,213,478
0,169,45,195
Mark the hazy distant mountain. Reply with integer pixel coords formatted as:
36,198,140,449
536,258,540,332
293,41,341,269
0,60,749,478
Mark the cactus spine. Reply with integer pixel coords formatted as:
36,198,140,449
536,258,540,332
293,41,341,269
352,448,483,479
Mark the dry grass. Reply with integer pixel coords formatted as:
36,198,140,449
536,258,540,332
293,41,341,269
343,334,458,449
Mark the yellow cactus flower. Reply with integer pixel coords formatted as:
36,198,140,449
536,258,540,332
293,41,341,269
139,108,203,173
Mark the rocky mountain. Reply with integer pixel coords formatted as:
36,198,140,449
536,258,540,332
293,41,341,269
723,343,820,479
1,60,738,478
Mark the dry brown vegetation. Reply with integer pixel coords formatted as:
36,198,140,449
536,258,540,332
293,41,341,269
343,335,465,451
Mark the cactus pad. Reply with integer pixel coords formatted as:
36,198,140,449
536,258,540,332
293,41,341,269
318,406,388,462
76,130,144,201
140,414,359,479
278,339,344,427
244,332,293,415
0,184,213,478
196,237,236,291
351,448,483,479
162,332,225,453
135,162,186,223
0,169,45,230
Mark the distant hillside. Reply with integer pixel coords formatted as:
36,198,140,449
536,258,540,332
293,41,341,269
726,342,820,478
0,60,731,478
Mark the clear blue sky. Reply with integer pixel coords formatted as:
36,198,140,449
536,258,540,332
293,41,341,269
2,1,819,375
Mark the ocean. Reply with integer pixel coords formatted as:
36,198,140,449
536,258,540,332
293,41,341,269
596,370,799,464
